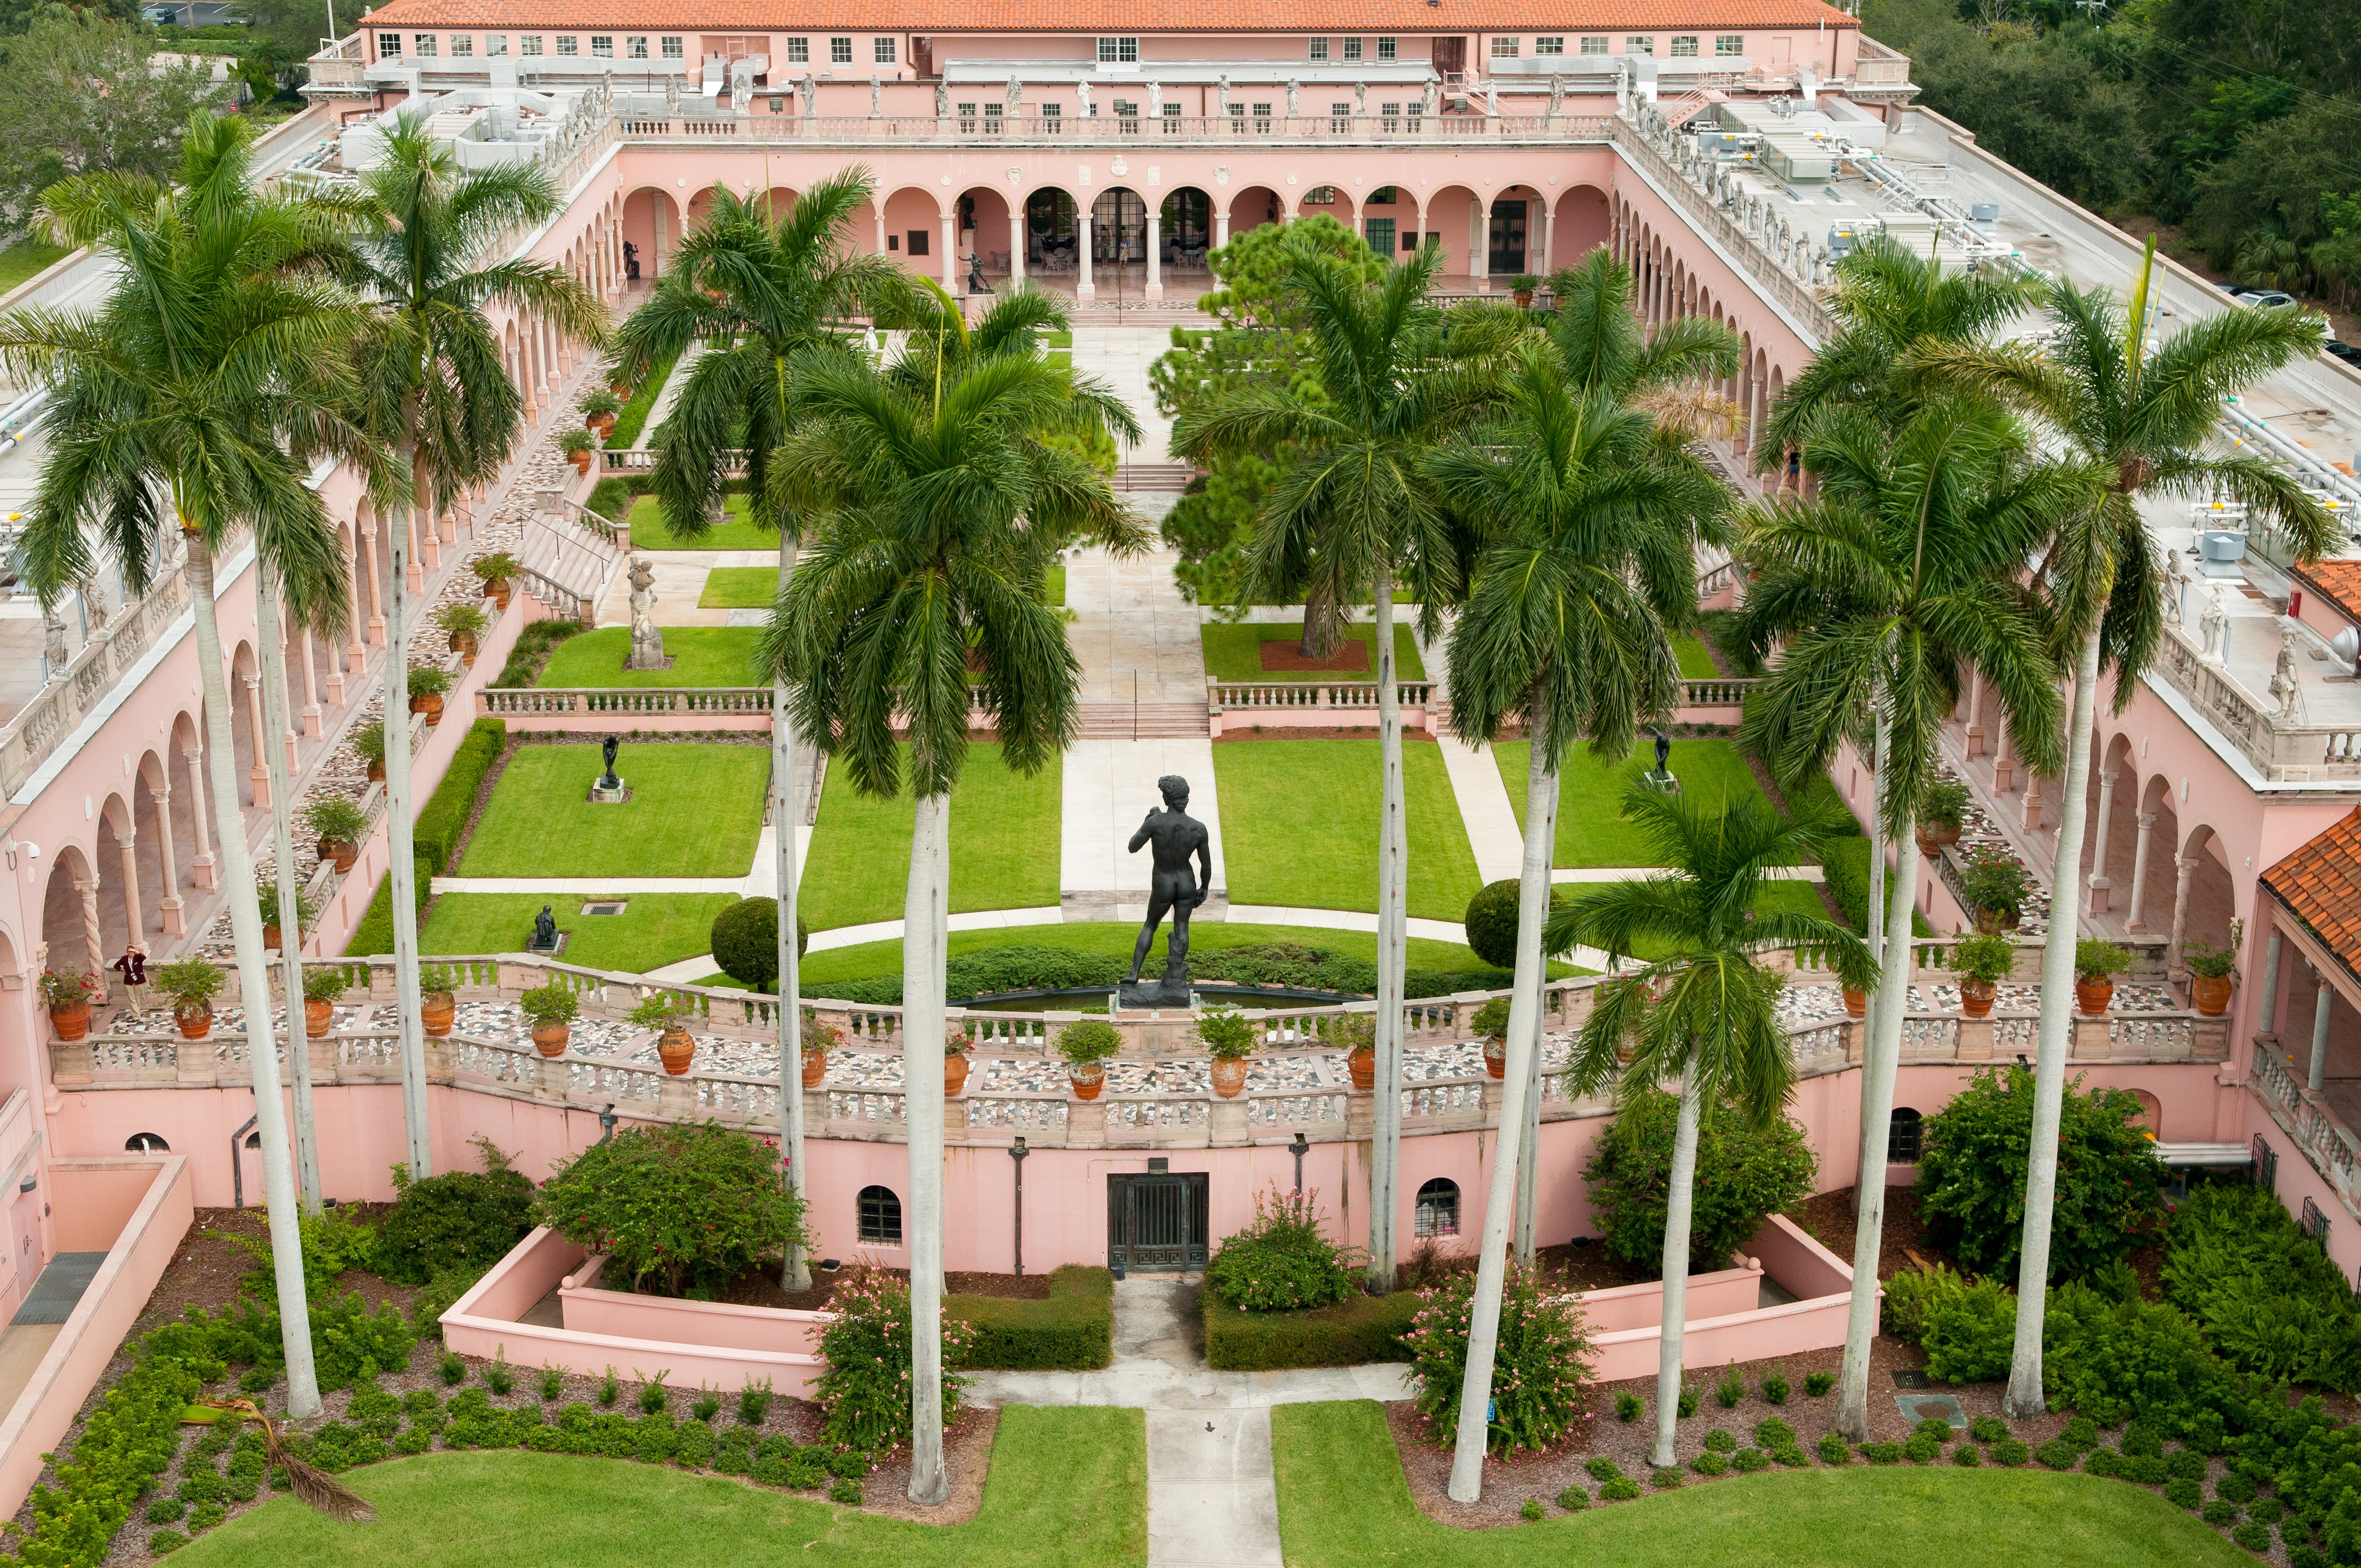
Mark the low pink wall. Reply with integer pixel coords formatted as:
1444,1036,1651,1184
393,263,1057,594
1582,1215,1858,1384
1579,1265,1762,1336
0,1157,192,1520
478,708,768,735
1208,706,1436,738
49,1165,165,1253
562,1256,825,1358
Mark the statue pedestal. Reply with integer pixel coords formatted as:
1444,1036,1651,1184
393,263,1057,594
526,931,568,958
1118,975,1192,1010
588,777,628,804
1643,769,1682,795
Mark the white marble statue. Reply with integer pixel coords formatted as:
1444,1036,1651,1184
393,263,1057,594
2198,584,2230,662
625,556,671,671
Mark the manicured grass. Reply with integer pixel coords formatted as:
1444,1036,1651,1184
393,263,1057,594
174,1408,1146,1568
1201,622,1428,682
626,492,782,550
534,627,766,688
0,239,69,296
420,892,741,972
1214,740,1482,922
1271,1402,2249,1568
1674,633,1718,679
1044,562,1065,607
1494,738,1783,867
455,743,770,878
801,743,1062,930
697,566,782,609
797,920,1514,992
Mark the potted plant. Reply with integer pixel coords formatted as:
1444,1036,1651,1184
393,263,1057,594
353,723,387,783
609,367,634,400
631,993,696,1074
473,552,522,612
2074,939,2132,1016
155,958,223,1040
802,1018,842,1089
1470,995,1511,1079
1916,779,1968,857
559,427,599,475
1510,272,1540,307
1950,932,2015,1018
39,968,100,1041
1057,1018,1120,1101
420,963,460,1038
303,967,348,1036
1198,1008,1256,1098
2184,940,2236,1017
257,878,314,953
305,794,367,874
1332,1011,1377,1090
520,981,579,1056
407,664,454,727
1960,848,2030,934
944,1024,974,1096
579,387,622,438
436,600,490,668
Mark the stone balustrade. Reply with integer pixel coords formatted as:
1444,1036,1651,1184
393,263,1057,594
0,560,192,798
2148,628,2361,783
2252,1048,2361,1214
614,113,1616,149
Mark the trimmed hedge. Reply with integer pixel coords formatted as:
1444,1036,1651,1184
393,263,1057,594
344,718,505,958
808,942,1512,1005
606,349,679,449
952,1266,1113,1370
1821,834,1933,938
1202,1288,1420,1371
344,855,430,960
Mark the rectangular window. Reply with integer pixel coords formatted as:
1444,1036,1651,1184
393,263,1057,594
520,34,542,55
661,36,682,58
1626,36,1653,54
1535,36,1564,55
957,100,977,133
1115,99,1138,133
1369,185,1397,203
1043,103,1062,134
1309,37,1329,61
1380,101,1400,133
1489,36,1516,58
555,34,576,54
786,36,808,61
449,34,472,55
486,33,507,55
1343,36,1362,60
907,228,929,257
887,234,899,252
377,30,400,55
1162,101,1180,133
1405,230,1421,252
626,36,648,59
1670,34,1699,56
413,33,436,56
1580,35,1608,54
874,37,895,63
1715,33,1744,54
983,102,1003,134
1377,36,1396,60
590,34,612,57
1252,101,1272,134
830,36,852,63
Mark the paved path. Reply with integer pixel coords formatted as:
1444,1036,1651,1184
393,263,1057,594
600,548,777,628
1063,739,1229,920
1066,544,1208,703
1070,327,1179,463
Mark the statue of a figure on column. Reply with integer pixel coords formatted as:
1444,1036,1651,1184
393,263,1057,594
801,70,817,110
665,73,682,113
935,81,949,117
1005,74,1022,113
1547,74,1563,117
1286,78,1299,118
869,75,882,116
2271,627,2307,721
2198,584,2230,662
2161,545,2188,626
1354,81,1366,116
1077,77,1093,118
624,556,672,671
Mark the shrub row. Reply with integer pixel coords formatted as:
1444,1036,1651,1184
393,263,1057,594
605,349,678,448
344,718,505,958
2160,1182,2361,1394
951,1266,1113,1371
1202,1289,1420,1371
1820,834,1933,938
805,942,1511,1006
490,617,585,690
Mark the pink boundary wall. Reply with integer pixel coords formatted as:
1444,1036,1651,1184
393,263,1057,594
0,1156,192,1519
1581,1216,1858,1382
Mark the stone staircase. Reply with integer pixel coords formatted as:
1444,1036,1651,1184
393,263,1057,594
1074,698,1208,739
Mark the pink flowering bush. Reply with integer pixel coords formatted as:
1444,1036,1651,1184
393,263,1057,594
1405,1262,1595,1455
814,1265,973,1453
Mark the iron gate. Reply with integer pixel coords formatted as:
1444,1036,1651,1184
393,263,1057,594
1107,1173,1209,1271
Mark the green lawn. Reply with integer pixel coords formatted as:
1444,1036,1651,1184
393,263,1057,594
1494,738,1783,868
0,239,69,296
175,1408,1145,1568
1272,1402,2248,1568
534,627,766,688
455,744,770,878
626,492,782,550
801,743,1062,930
1201,622,1428,682
1044,562,1065,607
420,892,740,972
697,566,781,609
1674,633,1718,679
1214,740,1481,922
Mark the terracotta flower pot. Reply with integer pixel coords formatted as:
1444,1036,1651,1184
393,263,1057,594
2191,974,2233,1017
2075,977,2116,1016
450,631,478,668
1958,977,1997,1019
367,758,386,784
1916,823,1960,858
410,691,445,726
1842,986,1868,1019
304,997,335,1036
801,1051,827,1089
262,924,282,953
531,1021,570,1057
323,839,358,874
1513,289,1533,308
1483,1039,1507,1080
1348,1045,1375,1091
1069,1059,1106,1100
658,1025,696,1075
484,579,513,611
421,992,456,1038
1210,1057,1247,1098
945,1053,970,1096
611,381,633,400
49,1000,90,1042
1973,908,2021,936
590,413,617,438
173,1001,210,1040
570,450,596,476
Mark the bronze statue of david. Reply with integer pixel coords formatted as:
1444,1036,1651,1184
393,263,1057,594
1122,775,1212,1005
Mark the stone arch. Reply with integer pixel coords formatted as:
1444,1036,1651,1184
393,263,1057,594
1554,184,1610,258
227,640,261,809
37,843,100,986
1226,184,1287,243
2131,772,2179,935
131,748,186,937
1423,183,1483,280
1356,181,1412,261
1487,182,1546,276
94,791,141,961
1020,185,1081,275
880,185,948,274
619,185,679,281
951,184,1013,280
1160,185,1216,267
2174,820,2237,968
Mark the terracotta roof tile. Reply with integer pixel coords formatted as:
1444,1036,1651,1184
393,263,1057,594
357,0,1857,32
2294,558,2361,626
2263,805,2361,975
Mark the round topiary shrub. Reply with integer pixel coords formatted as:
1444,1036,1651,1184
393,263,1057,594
709,896,810,992
1463,879,1522,970
1582,1089,1817,1274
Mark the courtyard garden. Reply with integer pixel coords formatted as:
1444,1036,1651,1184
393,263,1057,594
623,491,784,550
696,566,782,609
798,742,1063,931
452,742,770,879
421,891,741,972
1201,620,1427,682
532,626,767,687
1491,737,1791,868
1213,739,1483,921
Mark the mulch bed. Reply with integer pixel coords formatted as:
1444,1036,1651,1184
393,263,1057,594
1784,1187,1962,1283
1259,640,1370,673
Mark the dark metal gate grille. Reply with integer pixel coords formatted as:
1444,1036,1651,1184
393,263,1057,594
1108,1173,1208,1271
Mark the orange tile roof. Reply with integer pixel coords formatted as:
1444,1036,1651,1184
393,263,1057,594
2263,805,2361,976
357,0,1857,31
2294,558,2361,625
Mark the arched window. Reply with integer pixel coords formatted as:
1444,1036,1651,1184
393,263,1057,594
857,1185,903,1245
125,1133,169,1153
1414,1177,1459,1238
1888,1108,1924,1163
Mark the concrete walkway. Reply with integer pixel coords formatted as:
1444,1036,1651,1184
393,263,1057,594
1065,544,1208,703
432,825,803,899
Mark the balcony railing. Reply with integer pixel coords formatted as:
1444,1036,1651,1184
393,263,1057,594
478,686,773,717
0,557,191,799
1208,679,1436,713
615,112,1615,148
2253,1049,2361,1215
2148,624,2361,783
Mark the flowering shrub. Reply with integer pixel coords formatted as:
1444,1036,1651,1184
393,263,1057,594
1405,1262,1595,1455
1203,1186,1357,1313
812,1265,971,1452
537,1122,806,1298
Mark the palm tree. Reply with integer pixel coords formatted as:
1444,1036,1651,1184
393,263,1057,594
4,111,383,1420
762,343,1146,1505
610,170,908,1288
1915,243,2340,1417
1549,786,1870,1472
1431,336,1733,1501
332,112,605,1178
1171,236,1495,1289
1736,399,2088,1441
255,561,324,1213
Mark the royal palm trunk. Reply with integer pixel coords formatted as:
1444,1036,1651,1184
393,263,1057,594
384,444,434,1178
904,790,951,1506
252,562,323,1213
776,538,810,1292
1369,572,1408,1290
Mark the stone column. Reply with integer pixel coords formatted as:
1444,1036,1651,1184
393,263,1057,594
1746,373,1765,470
1963,667,1986,755
152,788,183,936
1146,205,1162,299
1536,200,1553,276
2125,811,2156,932
2086,768,2117,913
244,674,271,808
2022,770,2044,831
1992,730,2016,792
2259,928,2285,1040
1076,207,1095,298
1469,200,1485,289
1214,206,1229,250
941,212,958,293
360,518,385,645
2310,966,2334,1093
76,873,105,1000
875,212,888,258
1009,212,1026,282
403,501,424,593
183,744,217,889
116,834,143,950
2167,852,2197,977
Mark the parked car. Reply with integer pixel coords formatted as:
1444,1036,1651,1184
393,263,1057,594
2233,288,2299,310
2328,341,2361,367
